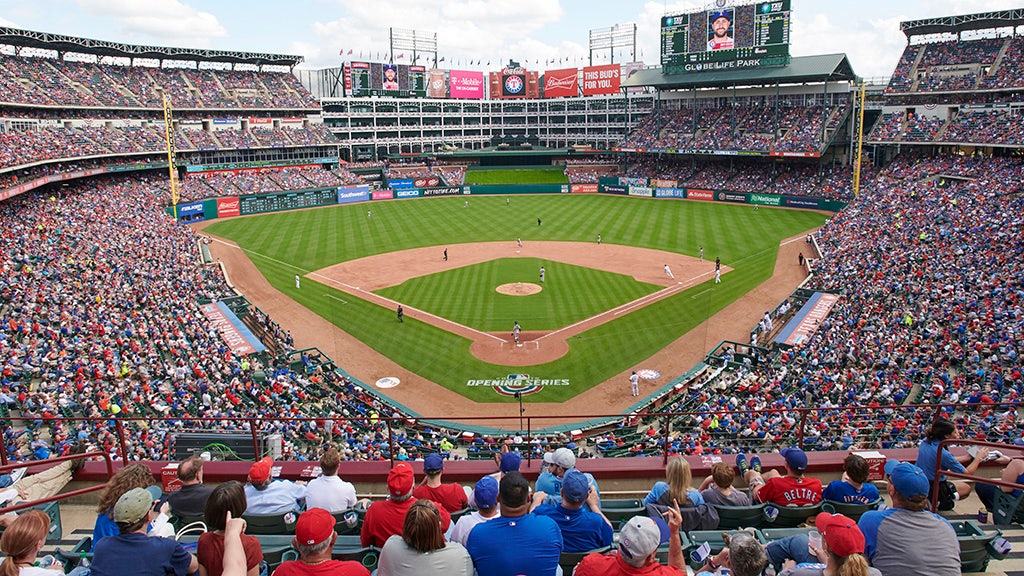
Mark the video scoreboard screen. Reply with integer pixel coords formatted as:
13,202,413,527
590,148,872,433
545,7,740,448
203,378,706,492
349,62,427,98
239,189,337,215
661,0,790,73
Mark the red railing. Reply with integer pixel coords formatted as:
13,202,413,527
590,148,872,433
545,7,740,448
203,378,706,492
932,438,1024,512
0,451,114,514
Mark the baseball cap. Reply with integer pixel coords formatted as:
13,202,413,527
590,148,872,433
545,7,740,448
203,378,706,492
619,516,661,561
561,469,589,503
551,447,576,469
424,453,444,473
295,508,335,546
815,512,865,558
500,451,522,473
474,476,499,508
248,456,273,484
780,447,808,471
113,487,153,523
712,10,732,21
884,460,929,498
388,463,414,498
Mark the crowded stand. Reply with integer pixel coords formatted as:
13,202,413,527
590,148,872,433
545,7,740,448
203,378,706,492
178,166,364,201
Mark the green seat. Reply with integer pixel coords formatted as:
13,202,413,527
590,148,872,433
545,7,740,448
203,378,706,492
559,546,612,575
331,544,379,572
712,503,767,529
242,512,298,535
654,531,692,565
600,498,645,523
821,499,882,523
953,520,1003,573
764,503,822,528
761,527,815,541
991,488,1024,526
170,513,206,533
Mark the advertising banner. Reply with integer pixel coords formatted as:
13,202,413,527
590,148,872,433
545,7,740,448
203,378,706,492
582,64,621,95
774,292,841,346
783,196,821,209
388,179,415,189
216,197,240,217
371,190,394,200
421,187,462,197
502,73,527,97
655,188,687,198
716,191,748,203
281,117,304,127
413,176,440,188
394,189,421,198
200,302,266,356
570,184,599,193
602,185,627,195
652,179,678,188
687,189,714,201
338,185,370,204
428,68,448,98
628,187,654,197
619,177,648,187
748,193,782,207
543,68,579,98
450,70,484,99
248,118,272,125
213,118,239,125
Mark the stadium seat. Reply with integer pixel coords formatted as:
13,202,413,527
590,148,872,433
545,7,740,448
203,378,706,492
953,520,1004,573
654,531,692,565
821,499,882,522
762,503,822,528
991,489,1024,526
711,503,767,530
332,509,363,535
332,535,379,573
559,546,612,575
242,512,298,535
600,498,645,523
685,529,767,570
0,501,62,543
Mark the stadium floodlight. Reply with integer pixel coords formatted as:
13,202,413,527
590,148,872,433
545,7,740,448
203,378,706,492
588,23,636,65
389,28,438,68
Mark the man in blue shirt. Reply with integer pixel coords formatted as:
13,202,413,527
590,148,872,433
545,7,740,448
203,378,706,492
822,453,880,504
244,456,306,515
467,471,562,576
531,469,612,552
535,447,601,507
91,487,198,576
858,461,959,576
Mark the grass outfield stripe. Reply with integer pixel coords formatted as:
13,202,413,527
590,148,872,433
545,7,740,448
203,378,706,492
208,195,826,402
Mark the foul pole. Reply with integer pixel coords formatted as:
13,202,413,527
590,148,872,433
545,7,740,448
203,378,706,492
162,94,181,218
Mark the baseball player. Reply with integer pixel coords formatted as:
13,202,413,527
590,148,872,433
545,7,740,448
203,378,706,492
664,264,674,279
397,305,404,322
516,237,522,248
715,269,721,284
295,274,300,289
539,266,545,283
629,371,640,397
512,321,521,344
699,246,704,261
443,248,448,261
597,233,602,244
707,10,734,51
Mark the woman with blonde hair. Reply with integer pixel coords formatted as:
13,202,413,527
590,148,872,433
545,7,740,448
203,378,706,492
643,456,704,507
91,463,167,549
377,499,472,575
0,510,61,575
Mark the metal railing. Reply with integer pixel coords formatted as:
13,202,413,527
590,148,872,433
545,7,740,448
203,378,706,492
932,438,1024,512
0,451,114,514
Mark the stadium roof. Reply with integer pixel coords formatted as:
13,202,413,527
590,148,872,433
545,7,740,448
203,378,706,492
0,27,303,68
621,54,856,91
900,9,1024,37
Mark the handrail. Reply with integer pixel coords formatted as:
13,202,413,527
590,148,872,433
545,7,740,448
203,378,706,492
931,438,1024,512
0,451,114,514
1,401,1016,467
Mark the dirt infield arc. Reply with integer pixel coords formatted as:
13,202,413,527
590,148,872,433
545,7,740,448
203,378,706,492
310,241,731,366
204,230,814,423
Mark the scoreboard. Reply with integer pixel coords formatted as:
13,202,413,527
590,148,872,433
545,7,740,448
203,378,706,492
661,0,790,73
239,188,337,215
349,62,427,98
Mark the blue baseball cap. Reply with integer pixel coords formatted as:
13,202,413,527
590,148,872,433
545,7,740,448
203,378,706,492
562,469,590,503
474,476,498,508
712,10,732,22
884,460,930,498
780,447,808,471
424,453,444,472
500,451,521,473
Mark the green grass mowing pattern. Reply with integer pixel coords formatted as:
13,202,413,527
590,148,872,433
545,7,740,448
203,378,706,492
206,195,827,403
376,258,662,331
464,168,568,185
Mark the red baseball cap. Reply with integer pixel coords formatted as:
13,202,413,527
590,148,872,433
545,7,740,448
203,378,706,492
815,512,865,557
388,463,414,497
248,456,273,484
296,508,335,546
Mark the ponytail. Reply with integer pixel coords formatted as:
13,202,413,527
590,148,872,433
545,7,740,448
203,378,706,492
836,552,872,576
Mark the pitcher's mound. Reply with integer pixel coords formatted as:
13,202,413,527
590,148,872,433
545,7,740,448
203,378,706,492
496,282,542,296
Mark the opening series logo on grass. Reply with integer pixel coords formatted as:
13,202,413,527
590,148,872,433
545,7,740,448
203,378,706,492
467,374,570,396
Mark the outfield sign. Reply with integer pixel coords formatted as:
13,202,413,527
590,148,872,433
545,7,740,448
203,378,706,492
628,186,654,197
338,185,370,204
784,196,820,209
389,179,415,189
421,187,463,197
655,188,687,198
372,190,393,200
394,189,421,198
716,191,748,203
603,185,627,195
748,193,782,207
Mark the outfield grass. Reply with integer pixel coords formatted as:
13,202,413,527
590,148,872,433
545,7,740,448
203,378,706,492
464,168,568,185
205,194,827,403
376,258,661,331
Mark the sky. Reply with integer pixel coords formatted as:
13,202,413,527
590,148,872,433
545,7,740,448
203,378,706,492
1,0,1023,79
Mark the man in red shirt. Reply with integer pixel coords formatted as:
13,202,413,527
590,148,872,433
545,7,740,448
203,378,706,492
737,447,822,506
574,505,684,575
274,508,369,575
413,453,469,513
360,462,451,547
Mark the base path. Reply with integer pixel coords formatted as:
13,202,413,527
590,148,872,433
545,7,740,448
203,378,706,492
203,229,815,426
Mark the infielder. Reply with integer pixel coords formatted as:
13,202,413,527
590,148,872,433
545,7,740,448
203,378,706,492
629,371,640,397
295,274,300,289
664,264,674,279
715,269,721,284
699,246,704,261
539,266,545,283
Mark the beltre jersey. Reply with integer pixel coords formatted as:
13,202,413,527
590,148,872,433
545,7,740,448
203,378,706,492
756,475,822,506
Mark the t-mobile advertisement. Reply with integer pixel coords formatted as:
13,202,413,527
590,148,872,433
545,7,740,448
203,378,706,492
450,70,485,99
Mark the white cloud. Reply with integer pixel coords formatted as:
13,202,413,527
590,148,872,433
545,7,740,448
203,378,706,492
0,16,19,27
75,0,226,47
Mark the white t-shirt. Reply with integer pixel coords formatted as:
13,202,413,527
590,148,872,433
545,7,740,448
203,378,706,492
0,557,56,575
304,474,357,513
448,511,498,546
378,535,473,576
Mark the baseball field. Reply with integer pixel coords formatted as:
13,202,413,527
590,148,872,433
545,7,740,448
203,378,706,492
204,194,826,403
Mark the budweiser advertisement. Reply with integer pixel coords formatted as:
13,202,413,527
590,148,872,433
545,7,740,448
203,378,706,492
543,68,578,98
582,64,621,95
449,70,484,99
